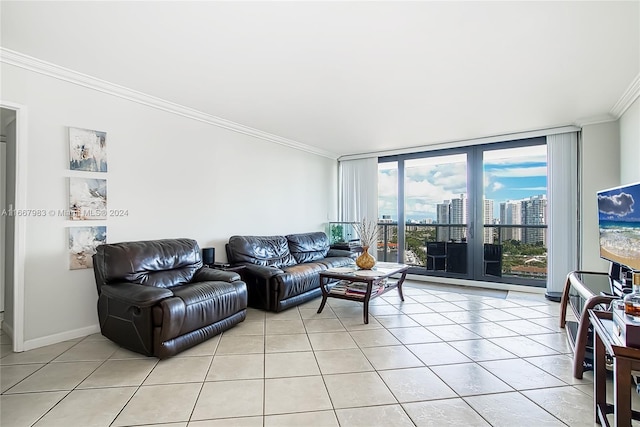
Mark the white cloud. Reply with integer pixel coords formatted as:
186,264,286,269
492,182,504,191
405,200,438,218
406,162,466,193
378,171,398,198
379,162,468,214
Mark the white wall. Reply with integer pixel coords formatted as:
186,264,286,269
579,96,640,272
580,121,620,271
1,63,338,346
620,98,640,184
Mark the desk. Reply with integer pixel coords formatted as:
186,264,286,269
588,310,640,426
560,271,618,378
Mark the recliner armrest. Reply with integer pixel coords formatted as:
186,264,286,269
193,267,241,283
244,264,284,279
100,283,173,307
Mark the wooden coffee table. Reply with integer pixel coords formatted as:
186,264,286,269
317,262,409,324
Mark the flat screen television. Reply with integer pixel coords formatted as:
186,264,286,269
598,181,640,271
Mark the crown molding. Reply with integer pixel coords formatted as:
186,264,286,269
610,72,640,119
573,113,618,127
0,48,338,159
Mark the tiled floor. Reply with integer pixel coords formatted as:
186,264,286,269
0,281,635,426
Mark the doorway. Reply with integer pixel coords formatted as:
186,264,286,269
1,103,26,352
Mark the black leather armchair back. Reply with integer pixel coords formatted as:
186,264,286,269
93,238,203,293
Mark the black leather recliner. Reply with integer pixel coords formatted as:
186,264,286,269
226,231,355,312
93,238,248,358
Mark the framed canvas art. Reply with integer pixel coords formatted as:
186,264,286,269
69,177,107,220
68,226,107,269
69,127,107,172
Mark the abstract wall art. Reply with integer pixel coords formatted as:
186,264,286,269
69,127,107,172
68,226,107,269
69,177,107,220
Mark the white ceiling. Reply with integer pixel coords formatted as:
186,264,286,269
1,1,639,158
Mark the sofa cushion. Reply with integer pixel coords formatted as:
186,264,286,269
227,235,297,268
286,232,330,264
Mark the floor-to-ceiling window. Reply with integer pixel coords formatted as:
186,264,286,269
378,137,547,287
482,144,548,283
378,162,398,262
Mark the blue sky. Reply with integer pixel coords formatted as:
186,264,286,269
379,145,548,221
483,161,547,205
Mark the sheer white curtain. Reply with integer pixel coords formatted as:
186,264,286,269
546,132,578,299
339,158,378,256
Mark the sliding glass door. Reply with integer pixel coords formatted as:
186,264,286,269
378,137,547,287
378,162,398,262
481,144,547,282
404,154,468,275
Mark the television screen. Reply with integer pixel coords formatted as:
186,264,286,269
598,181,640,271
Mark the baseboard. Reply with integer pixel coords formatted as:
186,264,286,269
406,273,545,294
22,324,100,352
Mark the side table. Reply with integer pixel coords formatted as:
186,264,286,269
588,309,640,426
207,262,245,274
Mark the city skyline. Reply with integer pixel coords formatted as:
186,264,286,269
378,145,547,222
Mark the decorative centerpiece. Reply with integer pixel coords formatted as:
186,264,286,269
353,218,378,270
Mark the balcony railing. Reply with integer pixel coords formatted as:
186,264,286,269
328,221,548,282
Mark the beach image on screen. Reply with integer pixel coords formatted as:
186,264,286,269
598,182,640,271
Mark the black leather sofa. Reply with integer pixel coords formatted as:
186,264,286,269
226,231,355,312
93,238,248,358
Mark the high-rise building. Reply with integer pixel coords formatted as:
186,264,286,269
450,194,467,241
523,195,547,244
436,201,450,242
500,200,522,242
483,198,494,243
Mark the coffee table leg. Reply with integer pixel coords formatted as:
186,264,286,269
317,277,328,314
362,282,371,324
397,272,407,302
363,300,369,324
317,296,327,314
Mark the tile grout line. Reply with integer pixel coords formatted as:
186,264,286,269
0,282,595,426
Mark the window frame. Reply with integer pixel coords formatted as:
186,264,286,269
379,136,547,287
